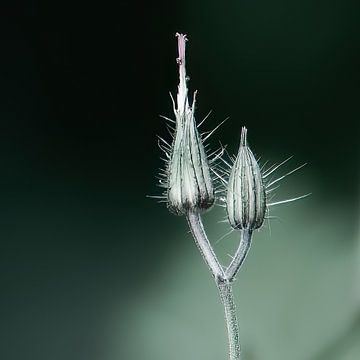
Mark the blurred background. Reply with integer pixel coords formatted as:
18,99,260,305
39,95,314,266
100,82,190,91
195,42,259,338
1,1,359,359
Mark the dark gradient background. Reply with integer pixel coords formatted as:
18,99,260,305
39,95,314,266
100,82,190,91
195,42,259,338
1,1,359,360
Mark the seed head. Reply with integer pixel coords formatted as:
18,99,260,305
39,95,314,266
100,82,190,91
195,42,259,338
226,127,266,230
166,33,215,215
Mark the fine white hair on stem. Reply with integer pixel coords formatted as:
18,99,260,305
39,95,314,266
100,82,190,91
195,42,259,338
215,228,236,245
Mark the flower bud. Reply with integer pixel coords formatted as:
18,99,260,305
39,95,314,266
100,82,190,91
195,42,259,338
226,127,266,230
166,33,214,215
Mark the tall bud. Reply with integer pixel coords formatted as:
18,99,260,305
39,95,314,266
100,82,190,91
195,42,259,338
226,127,266,230
167,33,214,215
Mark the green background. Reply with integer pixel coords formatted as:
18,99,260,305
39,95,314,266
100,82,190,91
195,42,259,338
1,0,359,359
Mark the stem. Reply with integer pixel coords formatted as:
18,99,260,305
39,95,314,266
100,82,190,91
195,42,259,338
226,230,252,282
218,281,241,360
186,210,246,360
186,210,225,281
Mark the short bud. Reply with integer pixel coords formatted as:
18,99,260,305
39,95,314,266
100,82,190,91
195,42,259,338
226,127,266,230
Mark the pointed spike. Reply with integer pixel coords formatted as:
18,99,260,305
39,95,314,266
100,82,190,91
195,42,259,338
266,185,280,194
165,128,174,138
215,228,234,245
197,110,213,128
156,184,167,189
209,146,225,163
265,215,283,222
169,91,176,112
207,147,221,159
202,117,228,142
158,144,170,157
159,114,176,123
146,195,167,199
267,193,311,207
165,123,175,133
211,168,228,185
263,162,277,174
157,135,172,148
217,219,229,224
263,156,294,179
157,142,170,154
260,160,270,171
219,156,233,169
266,163,307,188
191,90,198,110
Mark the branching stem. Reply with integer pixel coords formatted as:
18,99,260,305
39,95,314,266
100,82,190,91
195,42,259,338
226,230,252,282
186,210,225,281
186,210,253,360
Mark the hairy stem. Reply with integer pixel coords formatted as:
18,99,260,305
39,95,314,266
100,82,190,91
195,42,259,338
186,210,225,281
218,281,241,360
186,210,243,360
226,230,252,281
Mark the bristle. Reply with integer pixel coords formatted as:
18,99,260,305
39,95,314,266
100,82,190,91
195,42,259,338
202,117,228,142
266,163,307,188
197,110,213,128
267,193,311,207
159,114,176,124
263,156,293,179
265,185,280,194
